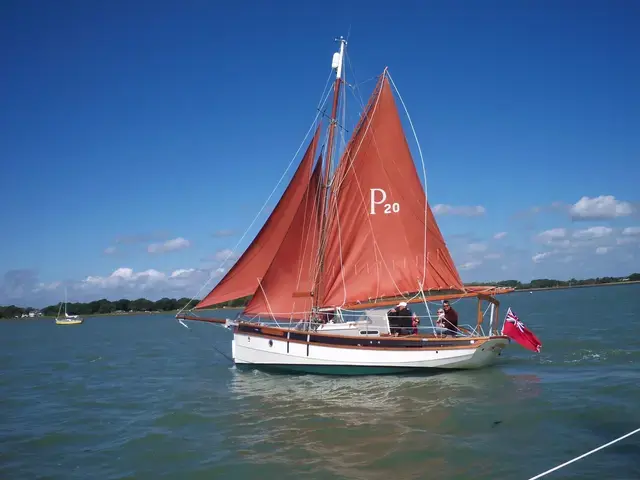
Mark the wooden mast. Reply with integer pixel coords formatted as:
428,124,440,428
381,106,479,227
313,36,346,311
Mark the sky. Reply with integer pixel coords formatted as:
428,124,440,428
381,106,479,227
1,0,639,307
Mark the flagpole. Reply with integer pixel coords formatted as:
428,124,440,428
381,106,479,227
500,307,510,335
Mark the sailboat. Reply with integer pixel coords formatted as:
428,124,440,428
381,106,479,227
55,288,84,325
177,36,515,374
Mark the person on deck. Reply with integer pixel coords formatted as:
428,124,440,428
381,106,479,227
441,300,459,336
387,301,417,336
411,314,420,335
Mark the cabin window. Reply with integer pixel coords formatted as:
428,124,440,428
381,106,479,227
359,330,379,335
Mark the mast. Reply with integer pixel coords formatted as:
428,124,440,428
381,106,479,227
313,36,346,311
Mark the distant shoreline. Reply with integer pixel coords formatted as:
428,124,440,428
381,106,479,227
37,307,235,319
512,280,640,293
3,280,639,321
43,281,640,317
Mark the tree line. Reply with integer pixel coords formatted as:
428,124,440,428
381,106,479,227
1,274,638,319
0,295,253,319
466,273,640,290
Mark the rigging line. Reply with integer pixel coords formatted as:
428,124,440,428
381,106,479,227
176,69,336,316
527,427,640,480
176,317,233,362
346,75,379,90
387,71,430,294
212,342,234,364
316,108,350,133
419,288,436,332
340,25,351,164
257,278,280,326
327,75,383,259
343,59,425,301
290,150,324,321
339,66,348,164
333,197,349,306
332,76,413,303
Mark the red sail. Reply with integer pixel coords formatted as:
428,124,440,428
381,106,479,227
243,155,323,319
196,125,321,309
319,74,463,307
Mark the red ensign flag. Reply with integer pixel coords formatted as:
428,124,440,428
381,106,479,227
502,308,542,353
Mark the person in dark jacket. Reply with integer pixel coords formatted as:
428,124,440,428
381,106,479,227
441,300,459,335
387,301,417,336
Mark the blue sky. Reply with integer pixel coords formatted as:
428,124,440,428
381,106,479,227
1,0,639,307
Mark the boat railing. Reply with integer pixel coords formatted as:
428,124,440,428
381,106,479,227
227,309,494,338
334,310,490,338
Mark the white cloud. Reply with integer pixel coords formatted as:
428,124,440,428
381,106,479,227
573,226,613,239
537,228,568,244
467,243,487,253
147,237,191,254
570,195,634,220
104,246,117,255
532,251,556,263
433,204,486,216
493,232,507,240
527,225,640,265
34,281,61,291
484,253,502,260
616,237,637,246
75,267,222,300
81,267,165,289
459,261,481,270
0,266,229,307
214,248,236,261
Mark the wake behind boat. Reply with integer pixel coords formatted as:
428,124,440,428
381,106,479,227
177,36,540,374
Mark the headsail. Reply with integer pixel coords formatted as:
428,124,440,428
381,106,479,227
196,124,322,309
243,156,323,319
318,73,464,307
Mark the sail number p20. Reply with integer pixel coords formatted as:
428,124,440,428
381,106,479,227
370,188,400,215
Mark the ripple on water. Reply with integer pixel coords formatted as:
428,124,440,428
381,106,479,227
2,292,640,480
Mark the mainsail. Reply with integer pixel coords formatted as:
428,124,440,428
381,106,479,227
318,74,464,307
197,70,465,315
195,124,322,309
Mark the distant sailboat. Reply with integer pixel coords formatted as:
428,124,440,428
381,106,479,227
55,288,84,325
177,36,515,374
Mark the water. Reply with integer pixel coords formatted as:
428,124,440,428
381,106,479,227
1,285,639,479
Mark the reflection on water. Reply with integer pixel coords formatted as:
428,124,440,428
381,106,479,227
229,368,511,413
4,285,639,479
223,368,542,479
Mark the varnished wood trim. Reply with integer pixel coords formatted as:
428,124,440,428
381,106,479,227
477,293,500,306
176,314,225,324
236,324,506,351
176,315,509,352
244,323,486,343
292,291,313,298
341,288,514,310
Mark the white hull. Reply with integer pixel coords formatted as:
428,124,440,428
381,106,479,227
231,330,508,374
56,318,84,325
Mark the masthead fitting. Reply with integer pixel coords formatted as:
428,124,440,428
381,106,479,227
331,35,347,80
